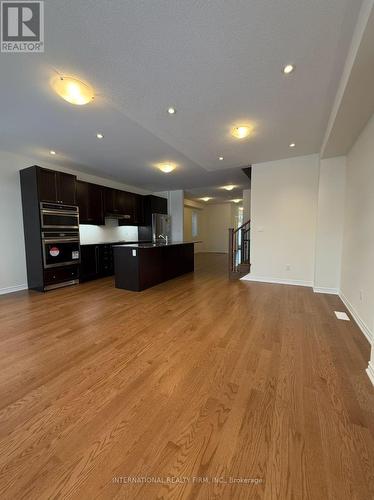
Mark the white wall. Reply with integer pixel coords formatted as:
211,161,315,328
340,113,374,347
243,189,251,222
314,157,346,293
168,190,184,241
202,203,233,253
183,206,204,253
0,149,149,294
243,154,319,286
0,152,28,294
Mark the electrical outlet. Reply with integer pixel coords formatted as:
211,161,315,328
286,264,291,271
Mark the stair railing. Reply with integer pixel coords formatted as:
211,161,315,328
228,219,250,279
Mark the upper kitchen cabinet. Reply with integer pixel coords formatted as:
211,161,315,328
119,193,144,226
104,188,123,216
37,167,76,205
141,195,168,225
76,181,104,225
105,187,141,224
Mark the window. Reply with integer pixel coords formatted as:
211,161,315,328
191,211,198,238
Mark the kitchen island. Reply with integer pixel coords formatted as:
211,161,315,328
113,241,197,291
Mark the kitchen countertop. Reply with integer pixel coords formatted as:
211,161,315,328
80,240,146,246
114,241,201,249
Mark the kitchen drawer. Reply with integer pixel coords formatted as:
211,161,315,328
44,265,79,286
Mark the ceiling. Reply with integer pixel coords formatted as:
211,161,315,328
321,1,374,158
0,0,363,200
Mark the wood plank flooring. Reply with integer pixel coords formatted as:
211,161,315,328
0,253,373,499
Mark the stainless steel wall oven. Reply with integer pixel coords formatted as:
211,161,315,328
40,203,79,230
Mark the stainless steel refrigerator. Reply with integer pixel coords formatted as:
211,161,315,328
152,213,172,242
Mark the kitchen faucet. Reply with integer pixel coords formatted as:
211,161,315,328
159,234,168,244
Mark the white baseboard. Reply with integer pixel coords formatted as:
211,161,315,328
240,274,313,287
313,287,339,295
367,362,374,386
0,284,28,296
339,291,373,344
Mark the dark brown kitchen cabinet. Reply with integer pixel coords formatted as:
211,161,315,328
104,188,122,215
37,167,76,205
76,181,104,225
142,195,168,225
80,244,114,282
118,193,144,226
104,187,138,223
133,194,144,225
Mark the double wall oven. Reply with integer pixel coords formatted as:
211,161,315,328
40,203,81,290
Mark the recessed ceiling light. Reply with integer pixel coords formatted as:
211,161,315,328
158,163,176,173
222,185,236,191
283,64,294,74
289,142,296,148
167,107,176,115
96,133,104,139
51,76,94,105
232,126,251,139
231,199,242,203
200,197,212,202
49,150,56,155
219,156,224,161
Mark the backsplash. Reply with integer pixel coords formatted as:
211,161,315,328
79,218,139,244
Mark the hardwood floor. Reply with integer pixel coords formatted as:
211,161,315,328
0,253,373,499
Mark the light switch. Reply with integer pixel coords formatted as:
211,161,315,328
132,249,137,257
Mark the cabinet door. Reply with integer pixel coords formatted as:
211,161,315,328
79,245,100,282
151,196,168,215
141,195,168,226
118,191,136,225
88,184,104,224
37,168,58,202
77,181,104,225
57,172,76,205
134,194,144,225
104,188,117,214
76,181,89,222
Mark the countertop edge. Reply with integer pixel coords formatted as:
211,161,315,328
114,241,201,249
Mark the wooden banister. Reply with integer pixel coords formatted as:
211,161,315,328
228,219,251,279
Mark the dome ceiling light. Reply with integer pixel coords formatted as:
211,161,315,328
51,76,94,105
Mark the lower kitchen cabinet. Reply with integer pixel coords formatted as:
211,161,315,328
80,244,114,282
44,265,79,289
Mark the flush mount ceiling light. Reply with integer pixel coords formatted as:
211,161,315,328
51,76,94,105
96,133,104,139
283,64,294,74
167,107,176,115
200,197,212,202
49,150,56,155
289,142,296,148
158,163,176,173
232,125,252,139
231,199,242,203
222,185,236,191
218,156,224,161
